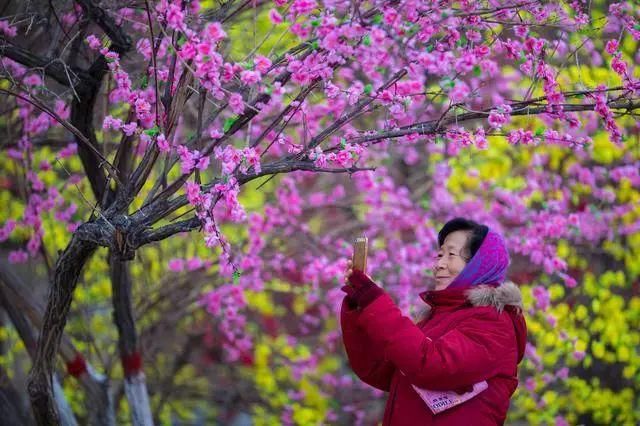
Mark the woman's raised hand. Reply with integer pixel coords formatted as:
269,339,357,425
345,259,354,285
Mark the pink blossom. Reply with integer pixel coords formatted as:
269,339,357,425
186,182,202,206
291,0,316,16
176,145,196,174
122,122,138,136
449,81,470,103
196,155,210,171
242,147,261,173
532,286,550,310
556,367,569,380
474,128,488,149
605,39,618,54
103,116,123,130
86,34,101,50
23,74,42,86
572,350,586,361
186,257,205,270
611,56,627,75
136,38,152,60
229,93,245,114
156,133,170,152
0,20,17,37
59,143,78,159
166,4,185,30
179,41,196,60
254,55,272,73
240,70,261,85
0,220,16,242
134,98,152,120
168,258,185,272
205,22,227,42
524,377,536,391
8,250,28,264
268,9,283,24
514,25,528,38
487,104,512,129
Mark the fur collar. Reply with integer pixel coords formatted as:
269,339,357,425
466,281,524,314
417,281,523,320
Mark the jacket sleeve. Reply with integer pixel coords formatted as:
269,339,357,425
356,293,518,391
340,297,395,391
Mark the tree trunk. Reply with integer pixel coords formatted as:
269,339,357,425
109,253,154,426
27,235,97,425
0,259,115,425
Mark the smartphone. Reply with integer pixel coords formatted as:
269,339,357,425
352,237,368,273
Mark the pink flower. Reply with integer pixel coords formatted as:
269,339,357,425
122,122,138,136
240,70,261,85
532,286,550,310
605,39,618,54
168,258,185,272
186,182,201,205
166,4,185,30
611,56,627,75
177,145,196,174
103,115,123,130
254,55,272,73
0,20,17,37
134,97,152,120
8,250,28,264
524,377,536,391
86,34,101,50
196,155,210,170
229,93,245,114
0,220,16,242
242,147,261,173
487,104,512,129
514,25,528,38
23,74,42,86
205,22,226,42
187,257,204,270
474,128,488,149
179,41,196,60
156,133,170,152
449,81,470,103
136,38,152,60
556,367,569,380
291,0,317,16
268,9,283,24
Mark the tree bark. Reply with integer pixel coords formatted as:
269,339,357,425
27,235,97,425
109,253,154,426
0,260,115,426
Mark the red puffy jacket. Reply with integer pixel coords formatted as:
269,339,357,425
341,281,527,425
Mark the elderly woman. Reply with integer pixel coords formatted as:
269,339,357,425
341,218,527,425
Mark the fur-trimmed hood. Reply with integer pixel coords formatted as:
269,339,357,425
417,281,527,363
466,281,524,314
419,280,523,315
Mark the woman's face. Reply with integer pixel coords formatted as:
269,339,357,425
434,230,470,290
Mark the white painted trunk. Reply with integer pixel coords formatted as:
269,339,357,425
124,373,154,426
85,366,115,426
52,375,78,426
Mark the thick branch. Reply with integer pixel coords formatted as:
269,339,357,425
74,0,132,52
131,161,374,242
348,98,640,145
0,38,91,88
